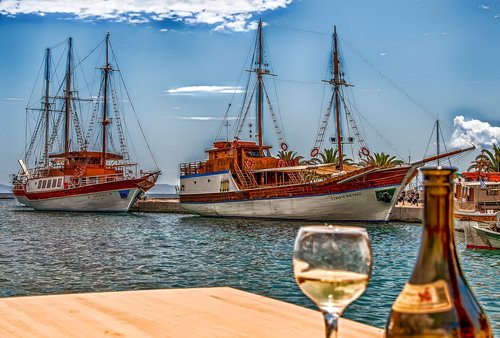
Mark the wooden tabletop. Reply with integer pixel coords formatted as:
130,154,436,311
0,287,383,337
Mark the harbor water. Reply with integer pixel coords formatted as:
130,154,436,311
0,199,498,334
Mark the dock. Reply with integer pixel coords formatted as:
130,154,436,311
130,198,189,213
0,287,383,337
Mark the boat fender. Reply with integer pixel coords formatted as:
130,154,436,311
310,148,319,157
280,142,288,151
361,147,370,157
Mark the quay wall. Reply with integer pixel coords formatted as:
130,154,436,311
389,204,422,223
132,198,423,222
130,198,189,213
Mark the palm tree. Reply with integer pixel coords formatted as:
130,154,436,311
467,144,500,172
309,148,352,165
359,152,404,168
277,150,303,162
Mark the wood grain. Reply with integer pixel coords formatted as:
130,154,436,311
0,287,384,337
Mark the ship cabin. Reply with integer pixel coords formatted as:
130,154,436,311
455,171,500,213
180,140,302,188
47,151,127,178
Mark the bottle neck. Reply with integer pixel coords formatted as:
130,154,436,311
410,170,461,283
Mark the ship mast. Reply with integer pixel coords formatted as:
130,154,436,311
101,32,111,166
256,19,264,157
43,48,50,168
64,38,72,157
332,26,343,170
436,119,440,166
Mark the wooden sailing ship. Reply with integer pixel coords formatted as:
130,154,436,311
12,34,160,212
179,22,472,221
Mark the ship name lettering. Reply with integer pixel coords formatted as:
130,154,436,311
330,192,361,200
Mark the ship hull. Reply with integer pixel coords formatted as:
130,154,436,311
180,166,414,222
13,178,154,212
464,222,500,250
181,185,401,221
454,211,497,232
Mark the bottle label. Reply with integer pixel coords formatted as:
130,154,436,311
392,280,453,314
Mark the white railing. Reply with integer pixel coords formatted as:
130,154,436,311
70,173,129,188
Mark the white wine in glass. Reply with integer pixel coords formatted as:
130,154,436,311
293,226,372,338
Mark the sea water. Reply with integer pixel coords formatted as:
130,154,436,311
0,199,498,334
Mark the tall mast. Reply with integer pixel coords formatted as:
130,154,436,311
64,37,72,156
436,119,440,165
333,26,343,170
43,48,51,168
256,19,264,157
101,32,110,166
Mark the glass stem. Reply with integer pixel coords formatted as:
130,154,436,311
323,311,340,338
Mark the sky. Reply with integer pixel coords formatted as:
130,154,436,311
0,0,499,185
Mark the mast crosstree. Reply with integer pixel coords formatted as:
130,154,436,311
233,19,287,154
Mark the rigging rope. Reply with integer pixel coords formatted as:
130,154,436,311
109,41,159,170
338,35,475,148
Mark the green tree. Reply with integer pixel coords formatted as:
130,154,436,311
310,148,352,165
467,144,500,172
359,152,404,167
277,150,304,162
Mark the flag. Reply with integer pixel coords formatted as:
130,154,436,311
479,177,487,189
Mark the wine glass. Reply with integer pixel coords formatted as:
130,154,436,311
293,225,372,338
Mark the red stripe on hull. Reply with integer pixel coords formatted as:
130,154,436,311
14,177,151,201
466,245,499,250
181,166,410,203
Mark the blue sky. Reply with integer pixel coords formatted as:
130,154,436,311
1,0,499,184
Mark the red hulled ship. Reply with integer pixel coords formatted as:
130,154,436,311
12,34,159,212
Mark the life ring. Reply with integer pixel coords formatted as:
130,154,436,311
310,148,320,157
361,147,370,157
280,142,288,151
278,159,286,167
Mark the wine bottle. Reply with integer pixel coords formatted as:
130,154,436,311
385,167,492,337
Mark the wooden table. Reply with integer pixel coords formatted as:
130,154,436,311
0,287,383,337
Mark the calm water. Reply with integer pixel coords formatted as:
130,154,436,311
0,199,498,334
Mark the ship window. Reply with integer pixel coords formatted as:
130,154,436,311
42,180,47,189
208,179,210,182
194,181,197,184
47,180,52,188
52,179,57,187
57,178,62,187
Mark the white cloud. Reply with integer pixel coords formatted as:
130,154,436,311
4,97,23,101
0,0,292,31
449,115,500,148
165,85,245,95
480,4,490,10
379,52,388,56
159,28,168,32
